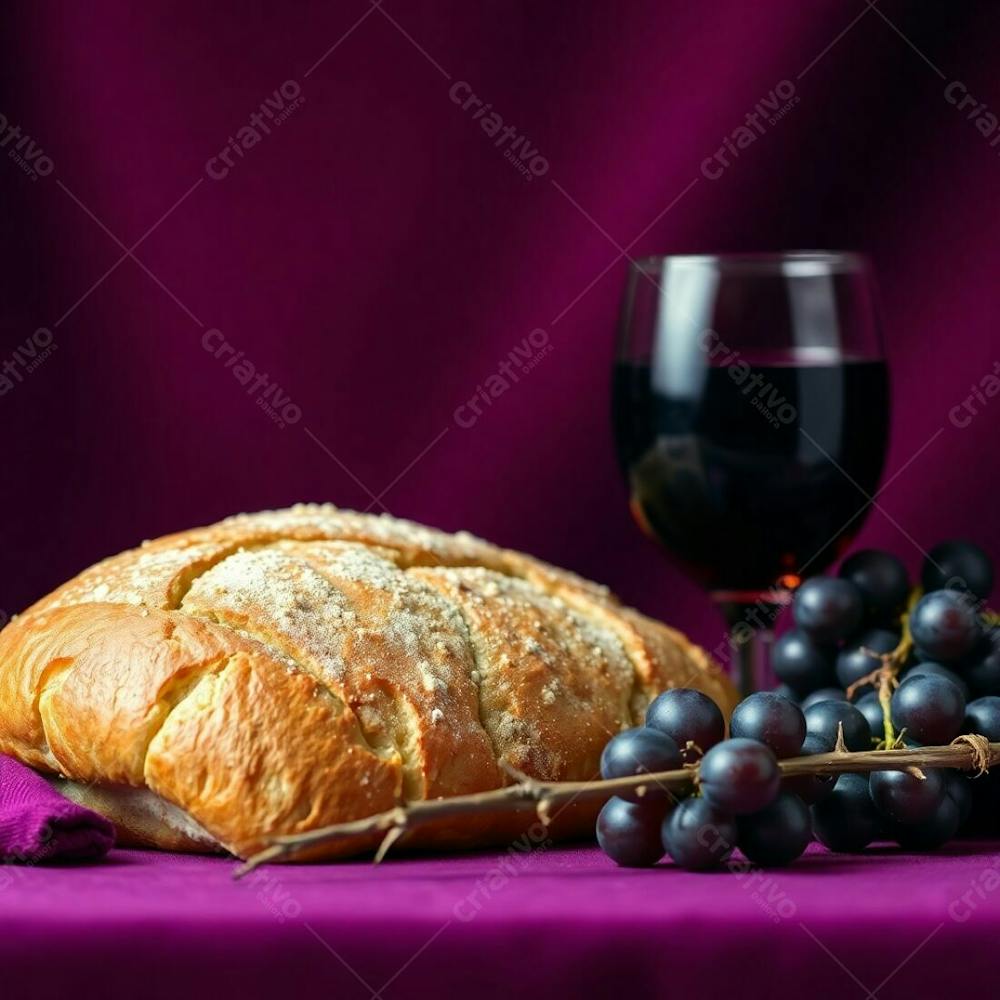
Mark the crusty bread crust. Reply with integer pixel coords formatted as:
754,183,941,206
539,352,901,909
0,505,735,858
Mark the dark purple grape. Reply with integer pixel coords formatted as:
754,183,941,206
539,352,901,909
921,540,994,602
771,630,837,697
891,674,965,745
901,662,970,702
944,771,973,827
801,687,848,711
782,733,836,804
730,692,806,759
803,700,872,752
661,796,737,871
839,549,910,624
596,796,667,867
645,689,725,763
855,692,887,741
793,577,864,644
811,773,882,852
869,768,947,824
893,794,961,850
835,629,900,697
909,590,982,664
737,792,812,866
600,727,682,802
699,738,781,816
965,634,1000,698
963,695,1000,741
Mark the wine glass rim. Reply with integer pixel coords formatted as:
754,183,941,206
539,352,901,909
633,251,869,275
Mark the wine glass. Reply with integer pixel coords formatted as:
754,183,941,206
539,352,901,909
612,252,889,694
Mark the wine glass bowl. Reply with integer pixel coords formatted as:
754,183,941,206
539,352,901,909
612,252,889,691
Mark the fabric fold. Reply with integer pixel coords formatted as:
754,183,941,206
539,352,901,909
0,754,114,863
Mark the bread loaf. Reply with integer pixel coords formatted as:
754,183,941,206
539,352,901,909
0,505,735,858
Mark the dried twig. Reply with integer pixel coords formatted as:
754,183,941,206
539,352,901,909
233,737,1000,877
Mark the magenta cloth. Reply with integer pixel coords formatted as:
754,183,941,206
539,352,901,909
1,842,998,998
0,755,114,862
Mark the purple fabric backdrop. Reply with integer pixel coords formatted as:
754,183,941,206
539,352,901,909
2,1,998,657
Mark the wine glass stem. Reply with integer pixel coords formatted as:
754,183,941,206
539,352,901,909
714,597,785,697
733,624,773,697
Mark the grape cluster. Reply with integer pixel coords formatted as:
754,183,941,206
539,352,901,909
596,539,998,870
598,690,812,869
777,541,997,855
774,542,996,717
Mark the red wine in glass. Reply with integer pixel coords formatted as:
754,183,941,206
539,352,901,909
612,253,889,693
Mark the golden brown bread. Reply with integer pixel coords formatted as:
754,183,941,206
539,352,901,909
0,505,735,858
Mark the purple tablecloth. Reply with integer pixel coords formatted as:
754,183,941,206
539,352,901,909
3,841,999,999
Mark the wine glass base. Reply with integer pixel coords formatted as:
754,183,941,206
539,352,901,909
711,589,795,608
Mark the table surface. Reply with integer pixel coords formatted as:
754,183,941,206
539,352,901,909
3,839,999,999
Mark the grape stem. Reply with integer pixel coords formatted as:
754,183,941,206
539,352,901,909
846,588,921,748
234,736,1000,876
